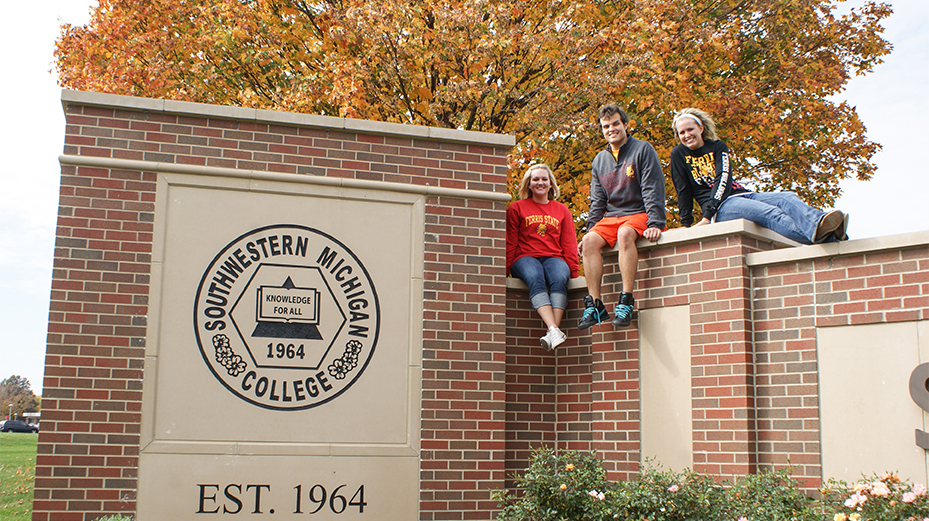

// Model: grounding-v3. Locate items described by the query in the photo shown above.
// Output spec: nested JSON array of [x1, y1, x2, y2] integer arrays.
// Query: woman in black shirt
[[670, 108, 847, 244]]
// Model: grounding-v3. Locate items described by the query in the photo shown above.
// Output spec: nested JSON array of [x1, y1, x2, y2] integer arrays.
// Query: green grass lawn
[[0, 433, 37, 521]]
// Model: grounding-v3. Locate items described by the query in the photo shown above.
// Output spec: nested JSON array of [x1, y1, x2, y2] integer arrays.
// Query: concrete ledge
[[506, 276, 588, 292], [635, 219, 929, 266], [506, 220, 797, 293], [634, 219, 800, 251], [59, 154, 513, 203], [506, 224, 929, 293], [746, 229, 929, 267], [142, 441, 417, 457], [61, 89, 516, 148]]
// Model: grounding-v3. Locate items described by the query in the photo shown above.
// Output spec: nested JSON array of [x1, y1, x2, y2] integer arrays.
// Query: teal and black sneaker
[[577, 295, 609, 330], [612, 292, 635, 327]]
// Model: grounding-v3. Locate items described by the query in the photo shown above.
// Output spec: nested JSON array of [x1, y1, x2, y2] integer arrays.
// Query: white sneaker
[[540, 331, 553, 351], [549, 328, 567, 349]]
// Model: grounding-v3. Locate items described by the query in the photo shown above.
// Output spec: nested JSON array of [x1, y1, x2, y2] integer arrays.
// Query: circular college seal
[[193, 224, 379, 410]]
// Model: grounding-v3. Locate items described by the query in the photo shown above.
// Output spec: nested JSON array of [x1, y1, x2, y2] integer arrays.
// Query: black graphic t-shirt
[[670, 139, 748, 226]]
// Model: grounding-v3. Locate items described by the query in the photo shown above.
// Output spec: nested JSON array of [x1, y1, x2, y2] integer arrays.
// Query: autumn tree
[[56, 0, 891, 231], [0, 375, 40, 420]]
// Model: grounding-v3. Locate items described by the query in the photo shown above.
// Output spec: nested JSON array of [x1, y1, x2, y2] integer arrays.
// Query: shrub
[[496, 449, 829, 521], [721, 468, 820, 521], [821, 473, 929, 521], [610, 459, 722, 521], [494, 447, 613, 521]]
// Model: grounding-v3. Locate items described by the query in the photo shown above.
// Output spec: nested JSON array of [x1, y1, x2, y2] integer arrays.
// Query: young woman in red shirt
[[506, 164, 580, 350]]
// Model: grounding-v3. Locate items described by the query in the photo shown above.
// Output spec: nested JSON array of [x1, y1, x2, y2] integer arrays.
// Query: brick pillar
[[35, 156, 155, 518], [419, 194, 509, 520], [687, 238, 756, 477], [582, 252, 641, 480], [637, 232, 778, 480]]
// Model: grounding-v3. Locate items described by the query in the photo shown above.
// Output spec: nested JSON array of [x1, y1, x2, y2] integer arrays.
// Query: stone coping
[[506, 276, 588, 292], [58, 154, 513, 202], [647, 219, 929, 266], [638, 218, 800, 250], [746, 228, 929, 267], [61, 89, 517, 148], [507, 219, 796, 291], [506, 219, 929, 290]]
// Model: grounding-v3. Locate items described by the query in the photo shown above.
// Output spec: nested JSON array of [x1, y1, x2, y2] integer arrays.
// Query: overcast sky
[[1, 1, 926, 396]]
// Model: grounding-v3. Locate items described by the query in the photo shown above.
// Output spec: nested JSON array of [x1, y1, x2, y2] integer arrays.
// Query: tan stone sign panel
[[193, 224, 378, 410], [639, 305, 693, 472], [819, 321, 929, 485], [139, 173, 423, 519], [137, 454, 418, 519]]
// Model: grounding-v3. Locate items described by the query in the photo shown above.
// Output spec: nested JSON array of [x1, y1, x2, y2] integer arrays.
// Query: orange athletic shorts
[[589, 213, 650, 247]]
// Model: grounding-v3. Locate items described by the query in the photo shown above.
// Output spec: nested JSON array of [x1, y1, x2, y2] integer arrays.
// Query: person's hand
[[577, 241, 584, 256], [642, 227, 661, 242], [693, 218, 711, 227]]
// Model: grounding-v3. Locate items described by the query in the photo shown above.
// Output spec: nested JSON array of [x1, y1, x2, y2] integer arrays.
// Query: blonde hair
[[672, 108, 718, 142], [517, 164, 560, 200]]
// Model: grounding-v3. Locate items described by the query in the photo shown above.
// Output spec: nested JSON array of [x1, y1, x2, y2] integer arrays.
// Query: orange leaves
[[55, 0, 890, 214]]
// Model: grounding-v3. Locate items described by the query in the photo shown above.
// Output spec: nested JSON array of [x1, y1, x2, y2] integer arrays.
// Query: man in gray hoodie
[[577, 103, 666, 329]]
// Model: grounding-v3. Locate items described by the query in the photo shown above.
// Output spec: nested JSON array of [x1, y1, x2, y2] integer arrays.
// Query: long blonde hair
[[517, 164, 560, 200], [672, 108, 718, 142]]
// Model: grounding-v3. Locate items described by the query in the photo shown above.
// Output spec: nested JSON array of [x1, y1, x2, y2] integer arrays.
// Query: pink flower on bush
[[870, 481, 891, 497], [904, 492, 918, 503], [845, 491, 867, 508], [738, 517, 748, 521], [668, 485, 679, 492], [588, 490, 605, 501], [559, 484, 567, 491], [915, 483, 927, 496]]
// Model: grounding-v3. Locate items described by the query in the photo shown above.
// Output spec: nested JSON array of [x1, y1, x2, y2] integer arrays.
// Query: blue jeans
[[715, 192, 834, 245], [510, 256, 570, 310]]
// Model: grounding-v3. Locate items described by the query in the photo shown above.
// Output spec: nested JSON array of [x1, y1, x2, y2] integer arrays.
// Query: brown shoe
[[834, 213, 850, 241], [814, 210, 844, 242]]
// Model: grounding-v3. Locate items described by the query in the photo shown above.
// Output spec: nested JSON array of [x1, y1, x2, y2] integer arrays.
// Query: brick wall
[[420, 193, 509, 520], [750, 237, 929, 487], [36, 163, 154, 519], [42, 91, 929, 520], [636, 233, 773, 479], [38, 90, 512, 521], [504, 280, 587, 486], [503, 225, 783, 482], [502, 224, 929, 490]]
